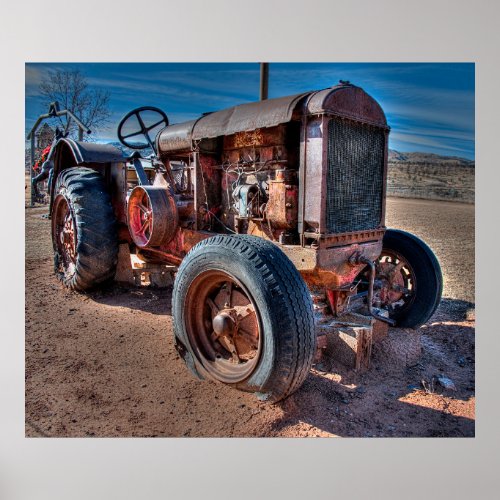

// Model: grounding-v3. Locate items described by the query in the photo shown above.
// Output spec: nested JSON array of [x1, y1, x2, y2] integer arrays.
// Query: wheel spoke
[[122, 130, 143, 139], [207, 298, 219, 316], [224, 281, 233, 308], [138, 203, 150, 214], [391, 284, 412, 295], [235, 328, 259, 349], [146, 118, 167, 131], [218, 335, 240, 363], [138, 218, 151, 234], [183, 270, 263, 382], [391, 260, 405, 276]]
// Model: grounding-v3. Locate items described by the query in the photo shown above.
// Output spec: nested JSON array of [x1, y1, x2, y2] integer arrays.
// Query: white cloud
[[25, 65, 49, 97], [390, 131, 472, 155]]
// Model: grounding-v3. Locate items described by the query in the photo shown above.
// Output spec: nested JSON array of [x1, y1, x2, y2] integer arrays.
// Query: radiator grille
[[326, 118, 385, 234]]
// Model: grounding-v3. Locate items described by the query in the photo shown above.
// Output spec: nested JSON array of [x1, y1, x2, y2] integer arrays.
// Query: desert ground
[[25, 195, 475, 437]]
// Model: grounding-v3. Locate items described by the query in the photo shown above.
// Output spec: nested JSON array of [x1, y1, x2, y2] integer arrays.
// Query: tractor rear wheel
[[172, 235, 316, 402], [51, 167, 118, 291]]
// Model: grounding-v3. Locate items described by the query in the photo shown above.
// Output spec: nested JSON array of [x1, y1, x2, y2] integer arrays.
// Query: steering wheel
[[117, 106, 169, 151]]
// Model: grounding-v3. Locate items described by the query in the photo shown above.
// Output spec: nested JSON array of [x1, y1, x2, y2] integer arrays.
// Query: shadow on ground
[[271, 297, 475, 437], [274, 372, 475, 437], [61, 285, 477, 438], [88, 284, 173, 316]]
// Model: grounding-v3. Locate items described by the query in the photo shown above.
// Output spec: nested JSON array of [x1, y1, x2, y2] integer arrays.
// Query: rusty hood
[[191, 91, 309, 140], [156, 83, 387, 153]]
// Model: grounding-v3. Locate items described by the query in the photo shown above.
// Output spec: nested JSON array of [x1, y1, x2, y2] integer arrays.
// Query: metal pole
[[78, 126, 83, 141], [260, 63, 269, 101]]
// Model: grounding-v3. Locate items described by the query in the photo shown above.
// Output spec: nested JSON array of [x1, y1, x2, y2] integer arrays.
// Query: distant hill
[[387, 149, 474, 203], [388, 149, 474, 167]]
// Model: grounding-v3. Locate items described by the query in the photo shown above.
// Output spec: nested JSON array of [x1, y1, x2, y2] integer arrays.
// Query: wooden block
[[371, 308, 389, 343], [149, 270, 174, 288], [372, 319, 389, 343], [314, 334, 328, 363], [325, 326, 373, 372], [114, 243, 135, 285]]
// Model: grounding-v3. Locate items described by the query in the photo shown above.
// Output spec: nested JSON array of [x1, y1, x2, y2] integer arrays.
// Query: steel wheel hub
[[376, 251, 415, 313], [213, 311, 236, 336], [52, 194, 77, 277], [184, 270, 262, 383]]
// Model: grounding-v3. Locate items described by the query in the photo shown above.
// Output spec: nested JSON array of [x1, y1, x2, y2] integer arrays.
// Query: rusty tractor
[[48, 81, 442, 401]]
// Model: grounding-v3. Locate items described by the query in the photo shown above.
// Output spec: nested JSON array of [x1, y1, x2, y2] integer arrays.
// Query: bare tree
[[38, 69, 111, 139]]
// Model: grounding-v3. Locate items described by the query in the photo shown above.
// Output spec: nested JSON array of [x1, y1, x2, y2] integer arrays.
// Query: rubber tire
[[52, 167, 118, 291], [382, 229, 442, 328], [172, 234, 316, 402]]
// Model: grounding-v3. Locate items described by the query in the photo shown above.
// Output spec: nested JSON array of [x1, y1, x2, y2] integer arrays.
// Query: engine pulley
[[127, 185, 178, 248]]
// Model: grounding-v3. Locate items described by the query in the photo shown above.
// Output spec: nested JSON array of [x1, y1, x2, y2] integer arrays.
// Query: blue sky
[[25, 63, 475, 159]]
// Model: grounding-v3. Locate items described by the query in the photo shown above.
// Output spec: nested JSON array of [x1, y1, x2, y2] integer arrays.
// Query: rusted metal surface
[[357, 257, 396, 325], [300, 115, 325, 234], [223, 125, 287, 150], [325, 118, 385, 233], [152, 228, 213, 265], [326, 283, 358, 317], [157, 120, 197, 153], [266, 169, 299, 230], [196, 154, 222, 231], [289, 240, 382, 289], [56, 81, 399, 342], [372, 249, 417, 318], [157, 93, 307, 154], [183, 270, 261, 381], [110, 162, 128, 226], [52, 194, 77, 281], [222, 126, 294, 171], [192, 92, 309, 140], [306, 83, 388, 128], [318, 228, 386, 247], [127, 185, 179, 248], [49, 139, 126, 215]]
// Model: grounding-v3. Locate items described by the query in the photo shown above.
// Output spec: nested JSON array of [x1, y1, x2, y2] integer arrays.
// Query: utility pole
[[260, 63, 269, 101]]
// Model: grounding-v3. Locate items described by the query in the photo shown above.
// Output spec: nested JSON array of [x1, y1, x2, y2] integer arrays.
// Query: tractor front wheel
[[374, 229, 443, 328], [172, 235, 316, 402]]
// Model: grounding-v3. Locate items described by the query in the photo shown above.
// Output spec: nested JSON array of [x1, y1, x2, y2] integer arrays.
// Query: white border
[[2, 1, 498, 499]]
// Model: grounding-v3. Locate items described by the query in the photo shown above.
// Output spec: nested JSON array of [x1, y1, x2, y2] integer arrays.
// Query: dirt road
[[25, 197, 475, 437]]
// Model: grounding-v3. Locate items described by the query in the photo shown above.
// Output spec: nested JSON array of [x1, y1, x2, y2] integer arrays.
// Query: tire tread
[[52, 167, 118, 291]]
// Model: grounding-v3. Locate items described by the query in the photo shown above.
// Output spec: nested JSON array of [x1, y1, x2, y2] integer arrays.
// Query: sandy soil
[[25, 195, 475, 437]]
